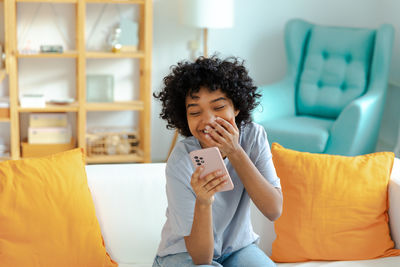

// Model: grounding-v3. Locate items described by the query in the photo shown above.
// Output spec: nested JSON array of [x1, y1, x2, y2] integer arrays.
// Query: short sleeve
[[251, 124, 281, 189], [165, 144, 197, 237]]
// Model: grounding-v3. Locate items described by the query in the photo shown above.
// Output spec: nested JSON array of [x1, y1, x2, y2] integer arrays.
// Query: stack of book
[[28, 113, 71, 144]]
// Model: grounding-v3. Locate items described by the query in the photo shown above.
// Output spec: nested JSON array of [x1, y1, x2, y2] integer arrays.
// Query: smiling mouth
[[202, 129, 210, 134]]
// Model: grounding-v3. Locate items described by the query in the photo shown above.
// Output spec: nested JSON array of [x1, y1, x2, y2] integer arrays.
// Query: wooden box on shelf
[[21, 138, 76, 158], [0, 108, 9, 119], [0, 97, 10, 119]]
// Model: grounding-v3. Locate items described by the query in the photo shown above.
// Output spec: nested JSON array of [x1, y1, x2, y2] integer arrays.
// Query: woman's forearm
[[184, 200, 214, 265], [228, 147, 282, 221]]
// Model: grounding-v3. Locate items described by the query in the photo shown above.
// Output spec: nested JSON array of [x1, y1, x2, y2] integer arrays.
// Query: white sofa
[[86, 158, 400, 267]]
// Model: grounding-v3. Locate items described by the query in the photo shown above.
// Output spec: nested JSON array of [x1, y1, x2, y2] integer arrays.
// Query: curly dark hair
[[154, 56, 260, 137]]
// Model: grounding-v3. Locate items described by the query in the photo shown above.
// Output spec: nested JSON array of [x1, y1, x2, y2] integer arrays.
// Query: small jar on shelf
[[108, 27, 122, 53]]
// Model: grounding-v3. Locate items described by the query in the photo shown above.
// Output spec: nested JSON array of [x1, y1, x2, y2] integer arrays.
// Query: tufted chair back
[[297, 26, 375, 119], [253, 19, 394, 156]]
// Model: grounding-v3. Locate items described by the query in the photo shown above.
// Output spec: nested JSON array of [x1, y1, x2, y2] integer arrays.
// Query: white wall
[[151, 0, 400, 161], [1, 0, 399, 161]]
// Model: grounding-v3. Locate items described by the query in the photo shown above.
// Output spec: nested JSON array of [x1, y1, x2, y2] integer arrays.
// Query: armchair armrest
[[322, 24, 393, 156], [325, 88, 384, 155], [389, 158, 400, 249], [252, 78, 296, 124]]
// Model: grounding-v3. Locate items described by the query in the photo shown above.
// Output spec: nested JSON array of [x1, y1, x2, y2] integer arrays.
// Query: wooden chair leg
[[166, 130, 179, 161], [394, 123, 400, 157]]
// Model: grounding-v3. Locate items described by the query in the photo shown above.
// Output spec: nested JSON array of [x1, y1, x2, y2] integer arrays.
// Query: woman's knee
[[223, 243, 276, 267], [153, 253, 219, 267]]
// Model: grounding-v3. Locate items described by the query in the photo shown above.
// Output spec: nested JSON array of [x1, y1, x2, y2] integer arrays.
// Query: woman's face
[[185, 87, 239, 148]]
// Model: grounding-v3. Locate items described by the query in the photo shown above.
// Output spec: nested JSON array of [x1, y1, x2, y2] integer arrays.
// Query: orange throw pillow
[[271, 143, 400, 262], [0, 149, 117, 266]]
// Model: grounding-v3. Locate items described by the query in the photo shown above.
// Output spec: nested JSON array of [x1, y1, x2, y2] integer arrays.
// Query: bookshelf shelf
[[16, 0, 77, 3], [85, 51, 145, 58], [85, 0, 145, 4], [86, 150, 144, 163], [86, 101, 144, 111], [18, 103, 80, 112], [17, 51, 79, 58]]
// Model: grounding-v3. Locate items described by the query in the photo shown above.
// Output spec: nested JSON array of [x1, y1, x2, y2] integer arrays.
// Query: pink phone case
[[189, 147, 234, 192]]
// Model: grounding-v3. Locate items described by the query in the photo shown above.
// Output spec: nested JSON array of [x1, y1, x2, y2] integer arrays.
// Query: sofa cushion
[[0, 149, 116, 266], [270, 143, 400, 262], [389, 158, 400, 249], [265, 116, 334, 153], [86, 163, 168, 265]]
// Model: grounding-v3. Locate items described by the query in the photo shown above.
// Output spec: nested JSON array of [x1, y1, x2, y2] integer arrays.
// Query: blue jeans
[[152, 243, 276, 267]]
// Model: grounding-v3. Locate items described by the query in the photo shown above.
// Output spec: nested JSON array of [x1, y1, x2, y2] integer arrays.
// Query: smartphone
[[189, 147, 234, 192]]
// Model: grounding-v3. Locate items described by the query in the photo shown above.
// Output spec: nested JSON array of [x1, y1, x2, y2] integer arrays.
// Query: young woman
[[153, 56, 282, 267]]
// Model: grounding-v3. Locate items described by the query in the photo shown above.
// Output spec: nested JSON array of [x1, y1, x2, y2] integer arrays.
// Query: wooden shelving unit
[[2, 0, 152, 163]]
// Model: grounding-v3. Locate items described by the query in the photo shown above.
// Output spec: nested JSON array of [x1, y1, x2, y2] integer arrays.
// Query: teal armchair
[[253, 19, 394, 156]]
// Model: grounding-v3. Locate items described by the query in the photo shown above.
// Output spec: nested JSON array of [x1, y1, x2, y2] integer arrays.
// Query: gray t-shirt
[[156, 122, 280, 258]]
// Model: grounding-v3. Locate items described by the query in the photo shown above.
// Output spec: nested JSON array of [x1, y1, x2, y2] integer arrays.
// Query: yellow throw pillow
[[271, 143, 400, 262], [0, 149, 117, 266]]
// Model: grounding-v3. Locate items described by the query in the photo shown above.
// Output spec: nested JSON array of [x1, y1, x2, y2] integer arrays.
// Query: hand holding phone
[[189, 147, 234, 192]]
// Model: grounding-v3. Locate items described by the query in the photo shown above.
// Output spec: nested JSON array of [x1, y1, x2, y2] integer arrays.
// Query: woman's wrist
[[196, 197, 214, 208], [226, 146, 245, 161]]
